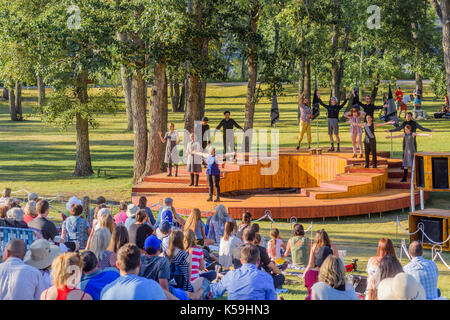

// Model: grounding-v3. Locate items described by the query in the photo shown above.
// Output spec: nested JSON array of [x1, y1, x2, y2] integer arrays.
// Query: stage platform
[[131, 148, 425, 220]]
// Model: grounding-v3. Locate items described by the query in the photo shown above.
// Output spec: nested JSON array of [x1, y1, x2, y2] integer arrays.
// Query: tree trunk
[[37, 76, 45, 108], [297, 57, 305, 125], [179, 80, 186, 112], [173, 80, 180, 112], [415, 73, 423, 95], [304, 58, 311, 104], [8, 86, 16, 121], [121, 66, 133, 131], [198, 79, 207, 120], [241, 55, 246, 81], [145, 61, 167, 176], [169, 81, 175, 112], [331, 22, 340, 99], [442, 0, 450, 100], [131, 71, 148, 184], [74, 71, 94, 177], [2, 88, 8, 100], [14, 82, 23, 121], [371, 72, 381, 103]]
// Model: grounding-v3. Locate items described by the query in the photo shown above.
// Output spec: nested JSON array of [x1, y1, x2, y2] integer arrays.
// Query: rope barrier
[[396, 217, 450, 246], [250, 210, 313, 231], [396, 217, 422, 235], [400, 238, 411, 261], [432, 245, 450, 270]]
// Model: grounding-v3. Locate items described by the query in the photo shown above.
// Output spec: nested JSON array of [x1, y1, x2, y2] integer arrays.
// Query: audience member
[[366, 238, 396, 300], [41, 252, 92, 300], [0, 188, 11, 206], [90, 196, 106, 225], [304, 246, 333, 300], [79, 251, 120, 300], [125, 204, 139, 230], [304, 229, 338, 274], [251, 223, 266, 247], [106, 225, 129, 267], [267, 228, 286, 265], [24, 239, 60, 290], [377, 272, 425, 300], [236, 211, 252, 240], [23, 200, 38, 224], [376, 254, 404, 286], [0, 239, 45, 299], [28, 200, 58, 241], [137, 196, 156, 227], [184, 229, 216, 282], [206, 204, 231, 244], [113, 201, 128, 226], [158, 221, 172, 254], [97, 209, 114, 234], [311, 255, 359, 300], [63, 196, 83, 220], [284, 224, 310, 268], [211, 245, 278, 300], [1, 207, 28, 229], [404, 241, 439, 300], [167, 230, 193, 291], [61, 203, 91, 249], [139, 235, 171, 291], [128, 209, 153, 252], [183, 208, 206, 246], [87, 227, 115, 270], [219, 220, 241, 268], [100, 243, 166, 300]]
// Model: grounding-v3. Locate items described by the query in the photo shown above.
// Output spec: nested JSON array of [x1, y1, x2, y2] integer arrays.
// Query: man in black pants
[[215, 111, 243, 165], [352, 90, 387, 122]]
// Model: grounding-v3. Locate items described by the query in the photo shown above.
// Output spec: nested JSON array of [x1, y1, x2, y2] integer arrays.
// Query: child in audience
[[219, 220, 241, 269], [251, 223, 266, 248], [267, 228, 286, 266]]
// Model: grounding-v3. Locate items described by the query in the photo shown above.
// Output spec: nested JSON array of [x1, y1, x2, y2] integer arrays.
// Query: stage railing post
[[410, 156, 416, 213], [420, 190, 425, 211]]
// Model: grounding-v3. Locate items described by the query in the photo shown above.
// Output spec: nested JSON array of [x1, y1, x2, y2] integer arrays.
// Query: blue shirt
[[155, 206, 173, 228], [100, 274, 166, 300], [404, 256, 439, 300], [125, 217, 136, 231], [206, 155, 220, 175], [144, 207, 156, 226], [210, 263, 277, 300], [79, 269, 120, 300]]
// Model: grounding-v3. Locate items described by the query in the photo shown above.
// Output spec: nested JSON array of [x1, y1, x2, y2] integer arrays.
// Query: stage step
[[386, 178, 411, 189], [144, 173, 209, 184], [346, 166, 388, 174], [388, 168, 412, 179], [132, 181, 209, 194], [336, 172, 378, 183], [387, 159, 403, 168], [320, 179, 364, 192]]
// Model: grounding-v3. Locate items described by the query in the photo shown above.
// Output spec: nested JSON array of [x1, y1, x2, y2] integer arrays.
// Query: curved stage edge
[[132, 148, 425, 220]]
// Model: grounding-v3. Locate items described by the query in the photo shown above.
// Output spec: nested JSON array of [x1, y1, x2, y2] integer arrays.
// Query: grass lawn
[[0, 82, 449, 299]]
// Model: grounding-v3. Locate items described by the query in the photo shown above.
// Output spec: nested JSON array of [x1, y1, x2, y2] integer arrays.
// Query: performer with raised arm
[[387, 125, 432, 182], [215, 111, 243, 167], [343, 108, 366, 158], [352, 89, 387, 122], [158, 123, 180, 177], [354, 115, 394, 168], [296, 91, 313, 151], [185, 133, 202, 187], [317, 92, 350, 152]]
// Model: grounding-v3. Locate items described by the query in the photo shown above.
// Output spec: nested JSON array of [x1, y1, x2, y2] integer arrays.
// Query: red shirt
[[24, 214, 35, 225], [304, 269, 319, 300], [395, 90, 403, 102], [189, 246, 204, 281]]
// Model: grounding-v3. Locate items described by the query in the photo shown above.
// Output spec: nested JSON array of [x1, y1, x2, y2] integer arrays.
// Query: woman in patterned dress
[[344, 108, 366, 158], [158, 123, 180, 177]]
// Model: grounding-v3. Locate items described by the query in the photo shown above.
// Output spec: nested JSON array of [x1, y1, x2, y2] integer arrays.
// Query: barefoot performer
[[387, 125, 432, 182], [296, 91, 313, 151], [317, 92, 350, 152], [158, 123, 180, 177], [354, 115, 394, 168]]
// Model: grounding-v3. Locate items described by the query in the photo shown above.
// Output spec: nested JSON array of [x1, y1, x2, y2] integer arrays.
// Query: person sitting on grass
[[377, 272, 425, 300], [211, 244, 278, 300], [403, 241, 439, 300], [137, 196, 156, 227], [206, 204, 231, 244], [124, 204, 139, 230], [304, 246, 333, 300], [23, 197, 38, 224], [236, 211, 252, 240], [284, 223, 310, 269], [61, 204, 91, 250], [304, 229, 339, 275], [100, 243, 167, 300], [251, 223, 266, 248], [87, 227, 115, 270], [79, 251, 120, 300], [156, 221, 172, 255], [372, 254, 404, 300], [219, 220, 241, 269], [183, 208, 207, 246], [267, 228, 286, 268], [311, 255, 359, 300], [184, 229, 217, 282], [89, 196, 106, 226], [41, 252, 93, 300], [128, 209, 153, 254], [106, 225, 129, 267], [2, 207, 28, 229], [113, 201, 128, 227]]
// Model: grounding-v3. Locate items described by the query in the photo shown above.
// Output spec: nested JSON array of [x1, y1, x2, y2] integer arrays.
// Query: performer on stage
[[296, 91, 313, 151], [201, 117, 211, 167], [158, 123, 180, 177], [388, 125, 432, 182], [355, 115, 394, 168], [215, 111, 243, 166], [317, 93, 350, 152], [186, 133, 202, 187], [344, 108, 366, 158], [352, 90, 387, 122]]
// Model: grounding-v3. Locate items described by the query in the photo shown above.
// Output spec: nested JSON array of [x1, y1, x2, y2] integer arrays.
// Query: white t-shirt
[[402, 95, 411, 105], [311, 282, 359, 300]]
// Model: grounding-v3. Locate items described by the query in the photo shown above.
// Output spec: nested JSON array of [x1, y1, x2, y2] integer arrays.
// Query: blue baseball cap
[[164, 197, 173, 205], [160, 221, 172, 233], [144, 235, 162, 253]]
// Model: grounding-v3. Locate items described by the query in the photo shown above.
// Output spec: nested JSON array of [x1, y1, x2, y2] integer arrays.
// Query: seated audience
[[137, 196, 156, 226], [100, 243, 166, 300], [0, 188, 11, 206], [284, 223, 310, 268], [87, 227, 115, 270], [128, 209, 153, 252], [211, 245, 278, 300], [206, 204, 231, 244], [157, 221, 172, 254], [0, 239, 45, 300], [23, 199, 38, 224], [236, 211, 252, 240], [28, 200, 58, 241], [79, 251, 120, 300], [377, 272, 425, 300], [0, 207, 28, 229], [304, 229, 338, 275], [267, 228, 286, 265], [106, 225, 129, 267], [304, 246, 333, 300], [24, 239, 60, 290], [41, 252, 93, 300], [311, 255, 359, 300], [168, 230, 194, 291], [403, 241, 439, 300], [125, 204, 139, 230], [366, 238, 396, 300], [97, 209, 114, 234], [90, 196, 106, 225], [61, 204, 91, 249], [63, 196, 83, 220], [219, 220, 241, 269], [184, 229, 216, 282], [183, 208, 206, 246], [113, 201, 128, 226], [140, 235, 171, 290], [372, 254, 404, 299], [232, 228, 285, 289], [251, 223, 266, 248]]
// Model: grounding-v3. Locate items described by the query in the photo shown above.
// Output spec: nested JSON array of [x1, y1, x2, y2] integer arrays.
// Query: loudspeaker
[[432, 158, 449, 189], [418, 218, 443, 244], [416, 156, 425, 188]]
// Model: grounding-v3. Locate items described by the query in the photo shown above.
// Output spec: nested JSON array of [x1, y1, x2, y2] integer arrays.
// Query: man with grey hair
[[0, 207, 28, 229], [0, 239, 46, 299]]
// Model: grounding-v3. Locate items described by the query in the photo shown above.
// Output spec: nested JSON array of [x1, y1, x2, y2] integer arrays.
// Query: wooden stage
[[132, 148, 426, 220]]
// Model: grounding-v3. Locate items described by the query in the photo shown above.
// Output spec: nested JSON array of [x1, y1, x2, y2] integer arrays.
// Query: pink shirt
[[114, 211, 128, 226], [189, 246, 204, 281], [304, 269, 319, 300]]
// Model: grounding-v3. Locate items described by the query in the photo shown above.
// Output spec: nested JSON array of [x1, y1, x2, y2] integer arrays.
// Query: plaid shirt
[[404, 256, 439, 300], [300, 104, 312, 124]]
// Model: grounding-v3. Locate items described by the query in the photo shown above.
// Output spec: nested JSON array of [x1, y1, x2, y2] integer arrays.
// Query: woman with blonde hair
[[107, 225, 129, 267], [87, 227, 115, 270], [184, 208, 206, 246], [184, 229, 217, 282], [99, 213, 114, 234], [219, 220, 241, 268], [304, 229, 338, 274], [311, 255, 358, 300], [23, 201, 38, 224], [40, 252, 93, 300]]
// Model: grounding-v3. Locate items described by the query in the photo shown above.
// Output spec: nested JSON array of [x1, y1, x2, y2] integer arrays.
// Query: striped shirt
[[189, 246, 204, 281], [172, 250, 193, 292]]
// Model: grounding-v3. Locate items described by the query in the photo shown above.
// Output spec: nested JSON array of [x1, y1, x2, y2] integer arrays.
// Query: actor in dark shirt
[[215, 111, 243, 164]]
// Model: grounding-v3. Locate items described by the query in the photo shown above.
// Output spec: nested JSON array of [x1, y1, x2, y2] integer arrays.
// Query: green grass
[[1, 83, 450, 299]]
